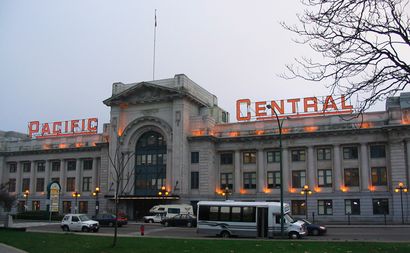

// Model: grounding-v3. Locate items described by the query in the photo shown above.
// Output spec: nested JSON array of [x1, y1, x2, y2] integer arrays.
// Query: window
[[82, 177, 92, 192], [66, 177, 75, 192], [191, 172, 199, 189], [83, 159, 93, 170], [243, 172, 256, 189], [267, 171, 281, 189], [63, 201, 71, 214], [243, 152, 256, 164], [51, 177, 60, 183], [291, 200, 306, 215], [292, 170, 306, 188], [267, 151, 281, 163], [32, 201, 41, 211], [220, 173, 233, 190], [36, 178, 44, 192], [23, 162, 31, 173], [242, 207, 256, 222], [220, 153, 233, 165], [371, 167, 387, 186], [318, 169, 332, 187], [345, 199, 360, 215], [373, 199, 389, 214], [51, 161, 60, 172], [37, 161, 45, 172], [79, 201, 88, 213], [220, 206, 230, 221], [8, 179, 16, 192], [22, 178, 30, 192], [67, 160, 76, 171], [370, 145, 386, 158], [343, 146, 358, 159], [318, 200, 333, 215], [198, 206, 256, 222], [191, 152, 199, 164], [291, 149, 306, 161], [317, 148, 331, 160], [8, 163, 17, 173], [344, 168, 359, 187]]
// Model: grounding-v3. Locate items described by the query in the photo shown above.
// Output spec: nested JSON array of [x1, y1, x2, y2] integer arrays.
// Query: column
[[0, 156, 4, 187], [29, 161, 36, 195], [92, 157, 98, 190], [333, 145, 342, 191], [307, 146, 315, 188], [16, 162, 22, 195], [44, 160, 50, 189], [257, 149, 265, 192], [234, 150, 241, 193], [360, 143, 369, 191], [60, 160, 66, 193], [76, 159, 81, 192], [282, 148, 289, 191]]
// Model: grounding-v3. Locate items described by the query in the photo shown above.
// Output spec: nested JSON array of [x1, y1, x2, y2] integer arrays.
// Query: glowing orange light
[[395, 189, 400, 193], [239, 189, 247, 194], [42, 144, 51, 150], [59, 143, 67, 149], [369, 185, 376, 191], [404, 189, 408, 193], [401, 119, 410, 125], [314, 187, 322, 192], [398, 182, 404, 187], [263, 188, 271, 194], [340, 186, 349, 192], [304, 126, 319, 132], [255, 130, 265, 135], [281, 128, 290, 134], [91, 142, 97, 146], [229, 131, 239, 137], [288, 188, 297, 193], [75, 142, 84, 148], [192, 130, 204, 136], [358, 122, 373, 129]]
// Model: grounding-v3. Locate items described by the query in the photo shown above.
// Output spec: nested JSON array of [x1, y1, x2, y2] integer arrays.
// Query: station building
[[1, 74, 409, 223]]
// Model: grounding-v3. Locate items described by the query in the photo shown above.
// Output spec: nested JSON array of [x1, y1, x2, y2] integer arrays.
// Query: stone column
[[44, 160, 50, 189], [16, 162, 22, 195], [282, 148, 289, 191], [360, 143, 369, 191], [333, 145, 342, 191], [257, 149, 265, 192], [234, 150, 241, 193], [307, 146, 315, 188], [60, 160, 66, 193], [30, 161, 36, 195], [76, 159, 82, 192], [92, 157, 98, 190]]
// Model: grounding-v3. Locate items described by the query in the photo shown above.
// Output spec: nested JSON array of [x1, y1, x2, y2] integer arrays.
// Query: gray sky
[[0, 0, 394, 134]]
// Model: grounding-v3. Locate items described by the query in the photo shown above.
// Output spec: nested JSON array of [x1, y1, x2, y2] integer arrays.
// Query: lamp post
[[23, 190, 30, 212], [221, 187, 232, 200], [300, 185, 312, 219], [266, 104, 285, 237], [92, 187, 100, 215], [394, 182, 408, 224], [72, 191, 80, 214], [158, 186, 169, 201]]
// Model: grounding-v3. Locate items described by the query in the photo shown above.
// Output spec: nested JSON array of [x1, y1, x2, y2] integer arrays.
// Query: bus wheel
[[288, 232, 299, 239], [220, 231, 230, 238]]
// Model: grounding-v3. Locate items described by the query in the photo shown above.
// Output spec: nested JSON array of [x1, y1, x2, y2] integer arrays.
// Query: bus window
[[220, 206, 230, 221], [231, 207, 241, 222], [198, 206, 210, 220], [209, 206, 219, 221], [242, 207, 256, 222]]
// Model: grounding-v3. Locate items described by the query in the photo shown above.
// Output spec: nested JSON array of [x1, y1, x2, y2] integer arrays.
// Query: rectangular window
[[37, 161, 45, 172], [36, 178, 44, 192], [318, 169, 332, 187], [343, 146, 358, 159], [242, 207, 256, 222], [51, 177, 60, 183], [243, 152, 256, 164], [292, 170, 306, 188], [373, 198, 389, 214], [220, 153, 233, 165], [8, 179, 16, 192], [345, 199, 360, 215], [220, 173, 233, 190], [371, 167, 387, 186], [318, 200, 333, 215], [51, 161, 60, 172], [243, 172, 256, 189], [8, 163, 17, 173], [22, 178, 30, 192], [344, 168, 359, 187], [267, 171, 281, 189], [23, 162, 31, 173], [32, 201, 41, 211], [191, 172, 199, 189], [63, 201, 71, 214], [191, 152, 199, 164], [79, 201, 88, 213], [291, 149, 306, 162], [82, 177, 92, 192], [209, 206, 219, 221], [220, 206, 230, 221], [267, 151, 281, 163], [67, 160, 76, 171], [83, 159, 93, 170], [198, 205, 256, 222], [317, 148, 331, 160], [66, 177, 75, 192], [370, 145, 386, 158], [291, 200, 306, 215]]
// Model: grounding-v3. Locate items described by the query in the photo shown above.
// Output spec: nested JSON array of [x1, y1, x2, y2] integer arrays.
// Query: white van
[[149, 204, 194, 218]]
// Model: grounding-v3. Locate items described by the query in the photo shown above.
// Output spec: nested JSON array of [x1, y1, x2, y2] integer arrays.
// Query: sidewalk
[[0, 243, 27, 253]]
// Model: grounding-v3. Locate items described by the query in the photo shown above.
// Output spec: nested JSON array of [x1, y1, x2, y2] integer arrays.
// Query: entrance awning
[[105, 195, 180, 200]]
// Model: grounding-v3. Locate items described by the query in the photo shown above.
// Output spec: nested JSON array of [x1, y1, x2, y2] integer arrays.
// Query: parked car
[[61, 214, 99, 232], [92, 213, 127, 227], [144, 213, 165, 223], [161, 214, 197, 227], [300, 219, 327, 236]]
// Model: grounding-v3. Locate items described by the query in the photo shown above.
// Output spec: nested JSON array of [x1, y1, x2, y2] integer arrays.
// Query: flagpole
[[153, 9, 157, 81]]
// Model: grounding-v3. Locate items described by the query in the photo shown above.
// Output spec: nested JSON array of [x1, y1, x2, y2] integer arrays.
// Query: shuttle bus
[[196, 201, 306, 239]]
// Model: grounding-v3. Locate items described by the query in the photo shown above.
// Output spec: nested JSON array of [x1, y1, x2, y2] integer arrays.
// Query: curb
[[0, 243, 28, 253]]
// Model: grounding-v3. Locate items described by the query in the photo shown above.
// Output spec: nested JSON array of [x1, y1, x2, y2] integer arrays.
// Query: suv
[[143, 213, 165, 223], [61, 214, 99, 232]]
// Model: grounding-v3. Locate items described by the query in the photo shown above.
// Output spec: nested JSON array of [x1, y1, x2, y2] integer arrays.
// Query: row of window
[[291, 198, 389, 215], [8, 159, 94, 173], [135, 153, 167, 166], [17, 200, 89, 214], [190, 167, 388, 190], [8, 176, 95, 193]]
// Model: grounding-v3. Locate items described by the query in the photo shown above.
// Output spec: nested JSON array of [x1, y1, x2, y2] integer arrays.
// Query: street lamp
[[72, 191, 81, 214], [394, 182, 408, 224], [266, 104, 286, 238], [300, 185, 312, 219], [23, 190, 30, 212], [92, 187, 100, 215], [158, 186, 169, 201], [221, 187, 232, 200]]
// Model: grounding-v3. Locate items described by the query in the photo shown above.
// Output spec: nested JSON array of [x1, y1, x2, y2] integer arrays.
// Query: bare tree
[[0, 182, 16, 213], [282, 0, 410, 114]]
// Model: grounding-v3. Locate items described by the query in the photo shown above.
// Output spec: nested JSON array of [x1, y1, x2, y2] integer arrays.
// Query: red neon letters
[[29, 118, 98, 139]]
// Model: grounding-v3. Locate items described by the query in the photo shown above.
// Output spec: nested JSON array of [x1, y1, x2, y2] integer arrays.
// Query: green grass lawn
[[0, 230, 409, 253]]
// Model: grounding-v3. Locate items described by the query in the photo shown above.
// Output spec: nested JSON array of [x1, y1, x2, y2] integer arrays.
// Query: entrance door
[[257, 207, 269, 238]]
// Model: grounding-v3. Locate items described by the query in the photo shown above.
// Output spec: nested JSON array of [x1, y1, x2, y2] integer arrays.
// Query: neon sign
[[236, 95, 353, 121], [28, 118, 98, 139]]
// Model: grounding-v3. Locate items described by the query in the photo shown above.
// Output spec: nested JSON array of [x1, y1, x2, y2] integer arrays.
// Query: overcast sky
[[0, 0, 397, 134]]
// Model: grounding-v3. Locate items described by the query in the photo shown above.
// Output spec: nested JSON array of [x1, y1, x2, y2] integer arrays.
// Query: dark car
[[92, 213, 127, 227], [300, 219, 327, 236], [161, 214, 197, 227]]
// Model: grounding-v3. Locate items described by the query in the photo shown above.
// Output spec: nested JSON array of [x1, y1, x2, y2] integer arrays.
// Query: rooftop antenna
[[152, 9, 157, 80]]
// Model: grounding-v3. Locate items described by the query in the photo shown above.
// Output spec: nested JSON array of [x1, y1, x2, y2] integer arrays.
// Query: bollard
[[347, 212, 351, 225], [140, 224, 145, 236]]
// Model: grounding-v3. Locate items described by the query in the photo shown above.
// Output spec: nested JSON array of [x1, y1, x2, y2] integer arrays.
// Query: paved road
[[24, 222, 410, 242]]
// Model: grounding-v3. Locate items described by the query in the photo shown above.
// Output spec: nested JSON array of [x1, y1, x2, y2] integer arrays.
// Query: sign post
[[47, 181, 61, 222]]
